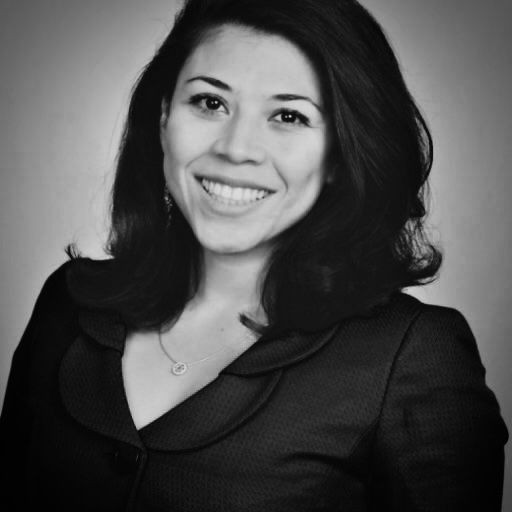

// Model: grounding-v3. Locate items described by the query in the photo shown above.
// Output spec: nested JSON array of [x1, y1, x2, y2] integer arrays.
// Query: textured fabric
[[0, 261, 508, 511]]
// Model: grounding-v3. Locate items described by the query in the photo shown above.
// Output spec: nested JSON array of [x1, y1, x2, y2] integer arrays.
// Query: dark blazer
[[0, 261, 508, 511]]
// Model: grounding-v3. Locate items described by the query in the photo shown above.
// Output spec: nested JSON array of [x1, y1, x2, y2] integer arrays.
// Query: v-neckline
[[120, 329, 258, 432]]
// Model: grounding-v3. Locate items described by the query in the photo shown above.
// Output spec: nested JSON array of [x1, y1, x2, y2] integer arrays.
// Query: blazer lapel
[[59, 308, 340, 452], [59, 311, 142, 448], [139, 371, 281, 450], [220, 324, 340, 376]]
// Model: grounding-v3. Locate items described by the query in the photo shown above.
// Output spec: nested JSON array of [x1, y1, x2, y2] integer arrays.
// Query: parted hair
[[66, 0, 441, 338]]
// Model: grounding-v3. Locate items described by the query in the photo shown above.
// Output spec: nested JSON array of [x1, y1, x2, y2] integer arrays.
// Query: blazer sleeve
[[0, 263, 69, 502], [368, 306, 508, 511]]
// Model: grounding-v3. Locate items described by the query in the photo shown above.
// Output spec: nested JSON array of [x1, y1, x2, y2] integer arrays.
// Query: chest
[[117, 356, 374, 510], [28, 313, 393, 511], [121, 326, 254, 430]]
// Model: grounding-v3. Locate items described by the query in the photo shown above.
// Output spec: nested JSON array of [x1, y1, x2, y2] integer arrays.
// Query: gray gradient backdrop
[[1, 0, 510, 505]]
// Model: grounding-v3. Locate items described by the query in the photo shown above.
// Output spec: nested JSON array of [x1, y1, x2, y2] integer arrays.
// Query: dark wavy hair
[[66, 0, 441, 338]]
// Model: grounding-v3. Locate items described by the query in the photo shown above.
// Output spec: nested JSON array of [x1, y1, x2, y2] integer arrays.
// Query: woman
[[0, 0, 507, 510]]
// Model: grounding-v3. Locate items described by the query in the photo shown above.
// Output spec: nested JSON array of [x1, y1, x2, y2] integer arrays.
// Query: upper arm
[[0, 263, 71, 487], [369, 306, 508, 511]]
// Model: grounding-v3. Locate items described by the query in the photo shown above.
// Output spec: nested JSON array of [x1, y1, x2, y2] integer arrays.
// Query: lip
[[195, 176, 274, 215], [195, 174, 276, 193]]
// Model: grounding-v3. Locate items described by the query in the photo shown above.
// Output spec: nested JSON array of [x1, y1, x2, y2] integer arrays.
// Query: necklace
[[157, 328, 257, 376]]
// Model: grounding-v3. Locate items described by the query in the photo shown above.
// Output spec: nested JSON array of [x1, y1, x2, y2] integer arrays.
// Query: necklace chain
[[157, 328, 257, 376]]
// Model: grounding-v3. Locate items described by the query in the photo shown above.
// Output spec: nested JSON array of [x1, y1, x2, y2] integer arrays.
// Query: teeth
[[200, 178, 270, 204]]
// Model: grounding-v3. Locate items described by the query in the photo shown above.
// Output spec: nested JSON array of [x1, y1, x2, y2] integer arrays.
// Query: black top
[[0, 261, 508, 511]]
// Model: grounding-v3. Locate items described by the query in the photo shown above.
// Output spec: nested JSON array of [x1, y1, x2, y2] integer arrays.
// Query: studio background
[[1, 0, 510, 506]]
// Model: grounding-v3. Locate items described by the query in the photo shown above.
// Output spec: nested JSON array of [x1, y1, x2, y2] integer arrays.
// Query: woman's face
[[161, 24, 329, 256]]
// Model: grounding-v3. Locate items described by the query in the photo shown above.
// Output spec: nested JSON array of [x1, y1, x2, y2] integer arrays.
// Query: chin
[[203, 240, 259, 255], [197, 231, 266, 256]]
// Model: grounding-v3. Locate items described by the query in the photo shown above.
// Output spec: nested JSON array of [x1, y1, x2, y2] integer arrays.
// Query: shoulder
[[374, 292, 481, 372], [371, 290, 471, 328], [368, 292, 507, 442], [330, 292, 495, 409], [28, 258, 113, 331], [369, 294, 508, 508], [36, 257, 113, 299], [29, 260, 75, 321], [365, 292, 479, 359], [14, 258, 116, 369], [335, 292, 478, 373]]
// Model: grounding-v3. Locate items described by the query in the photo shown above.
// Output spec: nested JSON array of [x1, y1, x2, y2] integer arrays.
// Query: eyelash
[[188, 93, 311, 127], [189, 94, 226, 116]]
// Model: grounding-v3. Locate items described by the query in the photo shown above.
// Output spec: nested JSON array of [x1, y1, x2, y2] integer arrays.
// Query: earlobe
[[160, 99, 170, 147], [325, 168, 336, 185]]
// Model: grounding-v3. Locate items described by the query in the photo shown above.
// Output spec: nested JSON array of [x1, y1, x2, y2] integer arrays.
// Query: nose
[[211, 112, 266, 165]]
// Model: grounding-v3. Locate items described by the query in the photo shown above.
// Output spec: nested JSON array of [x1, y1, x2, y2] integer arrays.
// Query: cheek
[[162, 119, 194, 171], [161, 132, 190, 217], [274, 144, 327, 225], [161, 125, 201, 200], [164, 106, 221, 161], [279, 138, 327, 194]]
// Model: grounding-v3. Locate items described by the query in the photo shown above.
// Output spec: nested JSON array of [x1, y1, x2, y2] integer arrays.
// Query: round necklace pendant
[[171, 361, 188, 375]]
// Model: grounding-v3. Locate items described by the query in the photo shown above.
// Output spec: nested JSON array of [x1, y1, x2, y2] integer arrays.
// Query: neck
[[192, 246, 270, 319]]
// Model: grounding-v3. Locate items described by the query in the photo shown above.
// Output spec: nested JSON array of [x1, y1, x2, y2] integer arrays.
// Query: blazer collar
[[58, 308, 339, 452], [77, 308, 340, 377]]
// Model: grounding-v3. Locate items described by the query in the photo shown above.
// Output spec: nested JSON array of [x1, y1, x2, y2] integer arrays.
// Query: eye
[[272, 109, 311, 127], [189, 93, 228, 116]]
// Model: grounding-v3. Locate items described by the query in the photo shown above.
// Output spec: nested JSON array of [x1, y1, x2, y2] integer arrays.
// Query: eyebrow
[[185, 75, 323, 114], [186, 75, 230, 90]]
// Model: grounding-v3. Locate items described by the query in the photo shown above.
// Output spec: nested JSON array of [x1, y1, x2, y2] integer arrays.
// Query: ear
[[159, 99, 170, 145], [323, 150, 338, 186], [324, 165, 337, 186], [160, 98, 170, 128]]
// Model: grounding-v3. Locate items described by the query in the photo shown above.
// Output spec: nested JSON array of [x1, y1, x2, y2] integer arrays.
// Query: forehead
[[177, 24, 322, 101]]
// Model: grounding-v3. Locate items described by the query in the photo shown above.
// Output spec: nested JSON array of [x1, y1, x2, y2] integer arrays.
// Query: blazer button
[[112, 443, 142, 475]]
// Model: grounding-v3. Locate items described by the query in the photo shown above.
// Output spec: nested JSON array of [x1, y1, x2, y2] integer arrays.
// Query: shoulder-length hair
[[66, 0, 441, 338]]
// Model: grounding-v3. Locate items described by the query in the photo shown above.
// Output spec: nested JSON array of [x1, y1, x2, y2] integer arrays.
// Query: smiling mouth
[[198, 177, 273, 205]]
